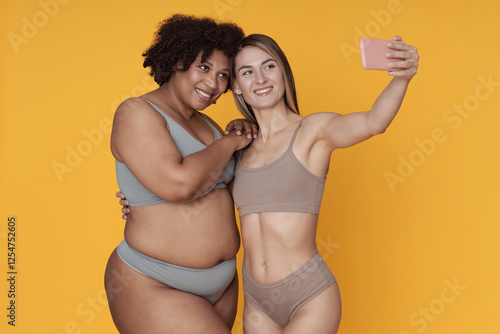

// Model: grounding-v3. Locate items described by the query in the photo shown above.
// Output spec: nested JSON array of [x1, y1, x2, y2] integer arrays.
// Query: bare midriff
[[240, 211, 319, 283], [124, 188, 240, 269]]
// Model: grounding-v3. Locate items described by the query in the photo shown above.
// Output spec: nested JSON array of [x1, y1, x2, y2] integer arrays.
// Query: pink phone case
[[359, 38, 404, 71]]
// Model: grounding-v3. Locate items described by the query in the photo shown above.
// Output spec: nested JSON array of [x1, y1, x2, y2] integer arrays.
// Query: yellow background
[[1, 0, 499, 333]]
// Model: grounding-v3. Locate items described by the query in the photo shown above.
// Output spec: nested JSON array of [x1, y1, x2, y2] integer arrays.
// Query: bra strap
[[287, 118, 304, 150], [143, 99, 171, 119], [143, 99, 220, 140]]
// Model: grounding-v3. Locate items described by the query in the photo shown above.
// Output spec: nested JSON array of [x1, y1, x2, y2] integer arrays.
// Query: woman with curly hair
[[104, 14, 255, 333]]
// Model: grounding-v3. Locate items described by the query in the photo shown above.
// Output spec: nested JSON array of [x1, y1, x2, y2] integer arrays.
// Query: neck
[[147, 82, 198, 120], [253, 102, 300, 141]]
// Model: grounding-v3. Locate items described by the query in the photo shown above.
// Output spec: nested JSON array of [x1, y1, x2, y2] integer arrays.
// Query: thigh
[[243, 298, 282, 334], [282, 282, 342, 334], [214, 271, 239, 329], [105, 249, 231, 334]]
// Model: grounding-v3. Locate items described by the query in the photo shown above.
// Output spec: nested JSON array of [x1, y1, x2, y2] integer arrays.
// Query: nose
[[255, 70, 267, 84], [205, 72, 218, 91]]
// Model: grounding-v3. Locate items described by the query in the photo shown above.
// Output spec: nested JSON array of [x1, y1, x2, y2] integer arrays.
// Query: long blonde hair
[[229, 34, 300, 123]]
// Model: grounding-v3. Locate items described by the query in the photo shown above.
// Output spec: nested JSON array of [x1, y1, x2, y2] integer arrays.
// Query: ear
[[173, 60, 185, 72], [233, 82, 242, 95]]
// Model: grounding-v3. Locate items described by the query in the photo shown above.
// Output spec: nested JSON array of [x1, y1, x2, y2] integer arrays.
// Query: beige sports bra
[[232, 120, 326, 217]]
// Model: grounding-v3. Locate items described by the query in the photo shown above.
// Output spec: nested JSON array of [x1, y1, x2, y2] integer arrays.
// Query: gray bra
[[115, 99, 235, 206]]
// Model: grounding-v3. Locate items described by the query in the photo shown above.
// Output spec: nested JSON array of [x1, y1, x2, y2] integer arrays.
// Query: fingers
[[224, 120, 237, 134], [118, 191, 129, 208], [224, 122, 232, 134], [119, 198, 130, 206], [115, 190, 129, 220], [251, 123, 258, 138], [224, 120, 243, 135], [226, 128, 254, 150], [387, 37, 418, 55], [389, 65, 418, 77], [225, 119, 258, 138], [386, 36, 419, 78], [242, 121, 258, 139], [224, 120, 241, 135], [387, 55, 418, 70], [387, 43, 417, 55], [387, 58, 418, 77], [120, 205, 130, 220]]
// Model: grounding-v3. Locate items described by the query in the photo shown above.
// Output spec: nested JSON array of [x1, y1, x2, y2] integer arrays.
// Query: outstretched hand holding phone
[[360, 35, 419, 79]]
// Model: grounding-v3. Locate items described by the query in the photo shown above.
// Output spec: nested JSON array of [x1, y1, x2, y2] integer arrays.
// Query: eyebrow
[[199, 59, 230, 72], [237, 58, 276, 73]]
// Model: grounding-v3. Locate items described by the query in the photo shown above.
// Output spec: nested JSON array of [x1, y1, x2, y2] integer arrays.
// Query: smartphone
[[359, 38, 404, 71]]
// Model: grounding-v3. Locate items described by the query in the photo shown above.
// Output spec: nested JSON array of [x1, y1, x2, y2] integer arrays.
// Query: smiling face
[[233, 46, 286, 112], [171, 49, 230, 111]]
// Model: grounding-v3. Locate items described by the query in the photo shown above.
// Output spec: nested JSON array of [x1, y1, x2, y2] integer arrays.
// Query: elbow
[[169, 175, 211, 203], [177, 186, 202, 203], [364, 113, 390, 137], [163, 183, 200, 203], [156, 166, 202, 202], [156, 163, 212, 203], [368, 117, 392, 136], [373, 126, 387, 136], [368, 123, 388, 136]]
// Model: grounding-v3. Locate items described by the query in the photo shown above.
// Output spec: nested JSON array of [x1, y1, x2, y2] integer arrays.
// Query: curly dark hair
[[143, 14, 244, 88]]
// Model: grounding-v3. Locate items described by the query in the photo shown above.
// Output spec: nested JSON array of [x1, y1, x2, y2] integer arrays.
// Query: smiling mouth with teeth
[[254, 87, 272, 94], [196, 88, 212, 99]]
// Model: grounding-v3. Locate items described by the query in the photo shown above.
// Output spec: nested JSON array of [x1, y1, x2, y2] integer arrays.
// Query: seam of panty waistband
[[242, 252, 323, 288], [120, 239, 236, 273]]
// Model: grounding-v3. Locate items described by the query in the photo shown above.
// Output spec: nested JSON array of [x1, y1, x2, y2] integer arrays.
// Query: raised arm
[[111, 98, 252, 203], [318, 36, 419, 150]]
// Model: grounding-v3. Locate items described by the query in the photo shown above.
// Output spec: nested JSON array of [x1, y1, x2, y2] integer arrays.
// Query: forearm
[[173, 136, 238, 201], [366, 77, 411, 134], [321, 36, 418, 149]]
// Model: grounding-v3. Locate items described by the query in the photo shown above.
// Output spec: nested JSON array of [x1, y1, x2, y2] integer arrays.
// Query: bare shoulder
[[111, 97, 170, 146], [297, 112, 350, 152], [113, 97, 165, 126]]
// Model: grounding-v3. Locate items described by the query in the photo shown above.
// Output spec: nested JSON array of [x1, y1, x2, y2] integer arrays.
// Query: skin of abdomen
[[241, 211, 319, 283], [124, 188, 240, 269]]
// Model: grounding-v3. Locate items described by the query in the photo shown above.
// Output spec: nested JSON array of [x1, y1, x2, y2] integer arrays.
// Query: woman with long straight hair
[[230, 34, 418, 333]]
